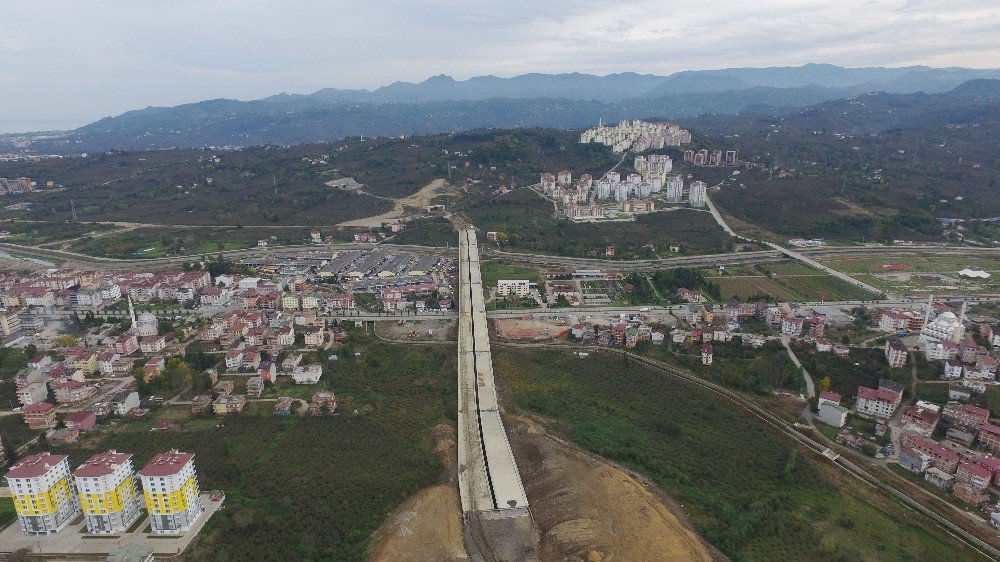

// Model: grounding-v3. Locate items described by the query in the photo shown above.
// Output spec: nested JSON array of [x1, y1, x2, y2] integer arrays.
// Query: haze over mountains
[[4, 64, 999, 152]]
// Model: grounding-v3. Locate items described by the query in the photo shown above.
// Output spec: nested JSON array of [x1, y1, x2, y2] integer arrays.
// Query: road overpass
[[457, 228, 530, 517]]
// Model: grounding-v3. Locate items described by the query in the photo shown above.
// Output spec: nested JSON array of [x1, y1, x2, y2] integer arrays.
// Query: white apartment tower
[[689, 181, 708, 208], [6, 453, 81, 535], [139, 450, 204, 535], [74, 450, 144, 534], [665, 175, 684, 203]]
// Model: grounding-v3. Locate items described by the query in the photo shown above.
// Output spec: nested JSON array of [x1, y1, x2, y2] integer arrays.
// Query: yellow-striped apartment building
[[139, 449, 203, 534], [5, 452, 81, 535], [73, 450, 143, 534]]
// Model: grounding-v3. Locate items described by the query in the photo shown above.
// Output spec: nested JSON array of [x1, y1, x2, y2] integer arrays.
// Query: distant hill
[[3, 66, 999, 152]]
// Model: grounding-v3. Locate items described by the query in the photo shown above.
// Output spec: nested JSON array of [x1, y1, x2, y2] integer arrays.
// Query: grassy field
[[0, 220, 120, 246], [0, 497, 15, 529], [65, 226, 343, 258], [707, 262, 876, 302], [481, 261, 543, 291], [820, 255, 1000, 296], [13, 333, 456, 561], [496, 347, 986, 561]]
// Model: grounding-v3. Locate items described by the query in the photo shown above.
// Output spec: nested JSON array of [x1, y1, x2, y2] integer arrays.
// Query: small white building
[[291, 364, 323, 384]]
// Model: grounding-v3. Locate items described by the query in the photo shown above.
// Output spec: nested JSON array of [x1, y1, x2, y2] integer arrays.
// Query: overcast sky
[[1, 0, 998, 132]]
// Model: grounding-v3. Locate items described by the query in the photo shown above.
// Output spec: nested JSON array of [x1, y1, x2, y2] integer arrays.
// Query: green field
[[707, 262, 876, 302], [496, 347, 985, 561], [14, 334, 455, 561], [0, 497, 15, 529], [481, 261, 543, 291], [65, 226, 342, 258], [818, 255, 1000, 296], [0, 220, 120, 246]]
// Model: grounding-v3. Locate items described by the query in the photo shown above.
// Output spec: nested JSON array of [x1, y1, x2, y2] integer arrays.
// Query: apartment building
[[74, 450, 143, 534], [5, 453, 81, 534], [139, 450, 204, 535]]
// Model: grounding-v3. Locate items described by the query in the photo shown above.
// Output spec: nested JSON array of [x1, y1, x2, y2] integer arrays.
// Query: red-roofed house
[[65, 410, 96, 432]]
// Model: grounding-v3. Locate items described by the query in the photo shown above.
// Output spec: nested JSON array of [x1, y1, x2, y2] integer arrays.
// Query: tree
[[819, 376, 832, 393], [55, 335, 79, 347]]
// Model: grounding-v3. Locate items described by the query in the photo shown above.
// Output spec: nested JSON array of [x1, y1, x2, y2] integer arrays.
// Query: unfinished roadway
[[457, 228, 537, 561]]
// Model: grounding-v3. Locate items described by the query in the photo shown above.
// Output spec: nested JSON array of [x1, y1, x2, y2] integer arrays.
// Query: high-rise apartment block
[[139, 450, 204, 534], [74, 450, 143, 534], [6, 453, 81, 535]]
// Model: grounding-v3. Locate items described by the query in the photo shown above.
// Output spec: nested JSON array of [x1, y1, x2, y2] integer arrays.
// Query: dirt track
[[508, 416, 722, 562], [339, 178, 449, 227]]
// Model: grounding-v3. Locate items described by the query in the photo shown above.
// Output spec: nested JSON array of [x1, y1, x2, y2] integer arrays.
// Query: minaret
[[956, 300, 968, 342], [923, 293, 933, 325], [127, 296, 137, 331]]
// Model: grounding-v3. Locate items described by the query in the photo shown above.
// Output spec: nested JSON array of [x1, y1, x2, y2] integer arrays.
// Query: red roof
[[963, 404, 990, 419], [820, 391, 842, 403], [66, 410, 95, 424], [976, 454, 1000, 473], [959, 462, 992, 479], [6, 452, 68, 479], [74, 451, 132, 478], [139, 449, 194, 477], [22, 401, 54, 414], [857, 386, 879, 401], [980, 423, 1000, 437]]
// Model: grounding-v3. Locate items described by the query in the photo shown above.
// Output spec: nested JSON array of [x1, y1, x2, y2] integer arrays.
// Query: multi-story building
[[6, 453, 81, 534], [817, 391, 848, 428], [0, 308, 21, 336], [497, 279, 530, 297], [978, 423, 1000, 454], [291, 364, 323, 384], [139, 450, 204, 535], [213, 394, 247, 414], [114, 333, 140, 356], [22, 401, 57, 428], [701, 343, 713, 366], [303, 326, 325, 348], [73, 451, 143, 534], [942, 401, 990, 429], [884, 338, 908, 368], [781, 316, 804, 336], [688, 181, 707, 208], [855, 379, 904, 419]]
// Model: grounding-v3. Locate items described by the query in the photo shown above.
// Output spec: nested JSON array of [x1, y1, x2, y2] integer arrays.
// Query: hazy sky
[[1, 0, 998, 132]]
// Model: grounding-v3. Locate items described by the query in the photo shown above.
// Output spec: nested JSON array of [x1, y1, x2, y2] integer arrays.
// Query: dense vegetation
[[389, 217, 455, 247], [498, 347, 985, 561]]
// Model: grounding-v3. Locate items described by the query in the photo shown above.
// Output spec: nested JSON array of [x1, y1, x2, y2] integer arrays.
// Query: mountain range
[[3, 64, 999, 152]]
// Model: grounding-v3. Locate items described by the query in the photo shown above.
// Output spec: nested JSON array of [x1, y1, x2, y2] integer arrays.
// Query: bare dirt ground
[[339, 178, 450, 227], [368, 423, 469, 562], [507, 415, 723, 562], [494, 318, 562, 341]]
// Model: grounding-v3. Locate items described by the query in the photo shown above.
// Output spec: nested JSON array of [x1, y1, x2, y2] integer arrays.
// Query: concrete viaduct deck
[[456, 228, 529, 519]]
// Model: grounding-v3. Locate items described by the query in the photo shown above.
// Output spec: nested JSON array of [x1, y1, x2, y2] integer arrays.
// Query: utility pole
[[71, 199, 78, 222]]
